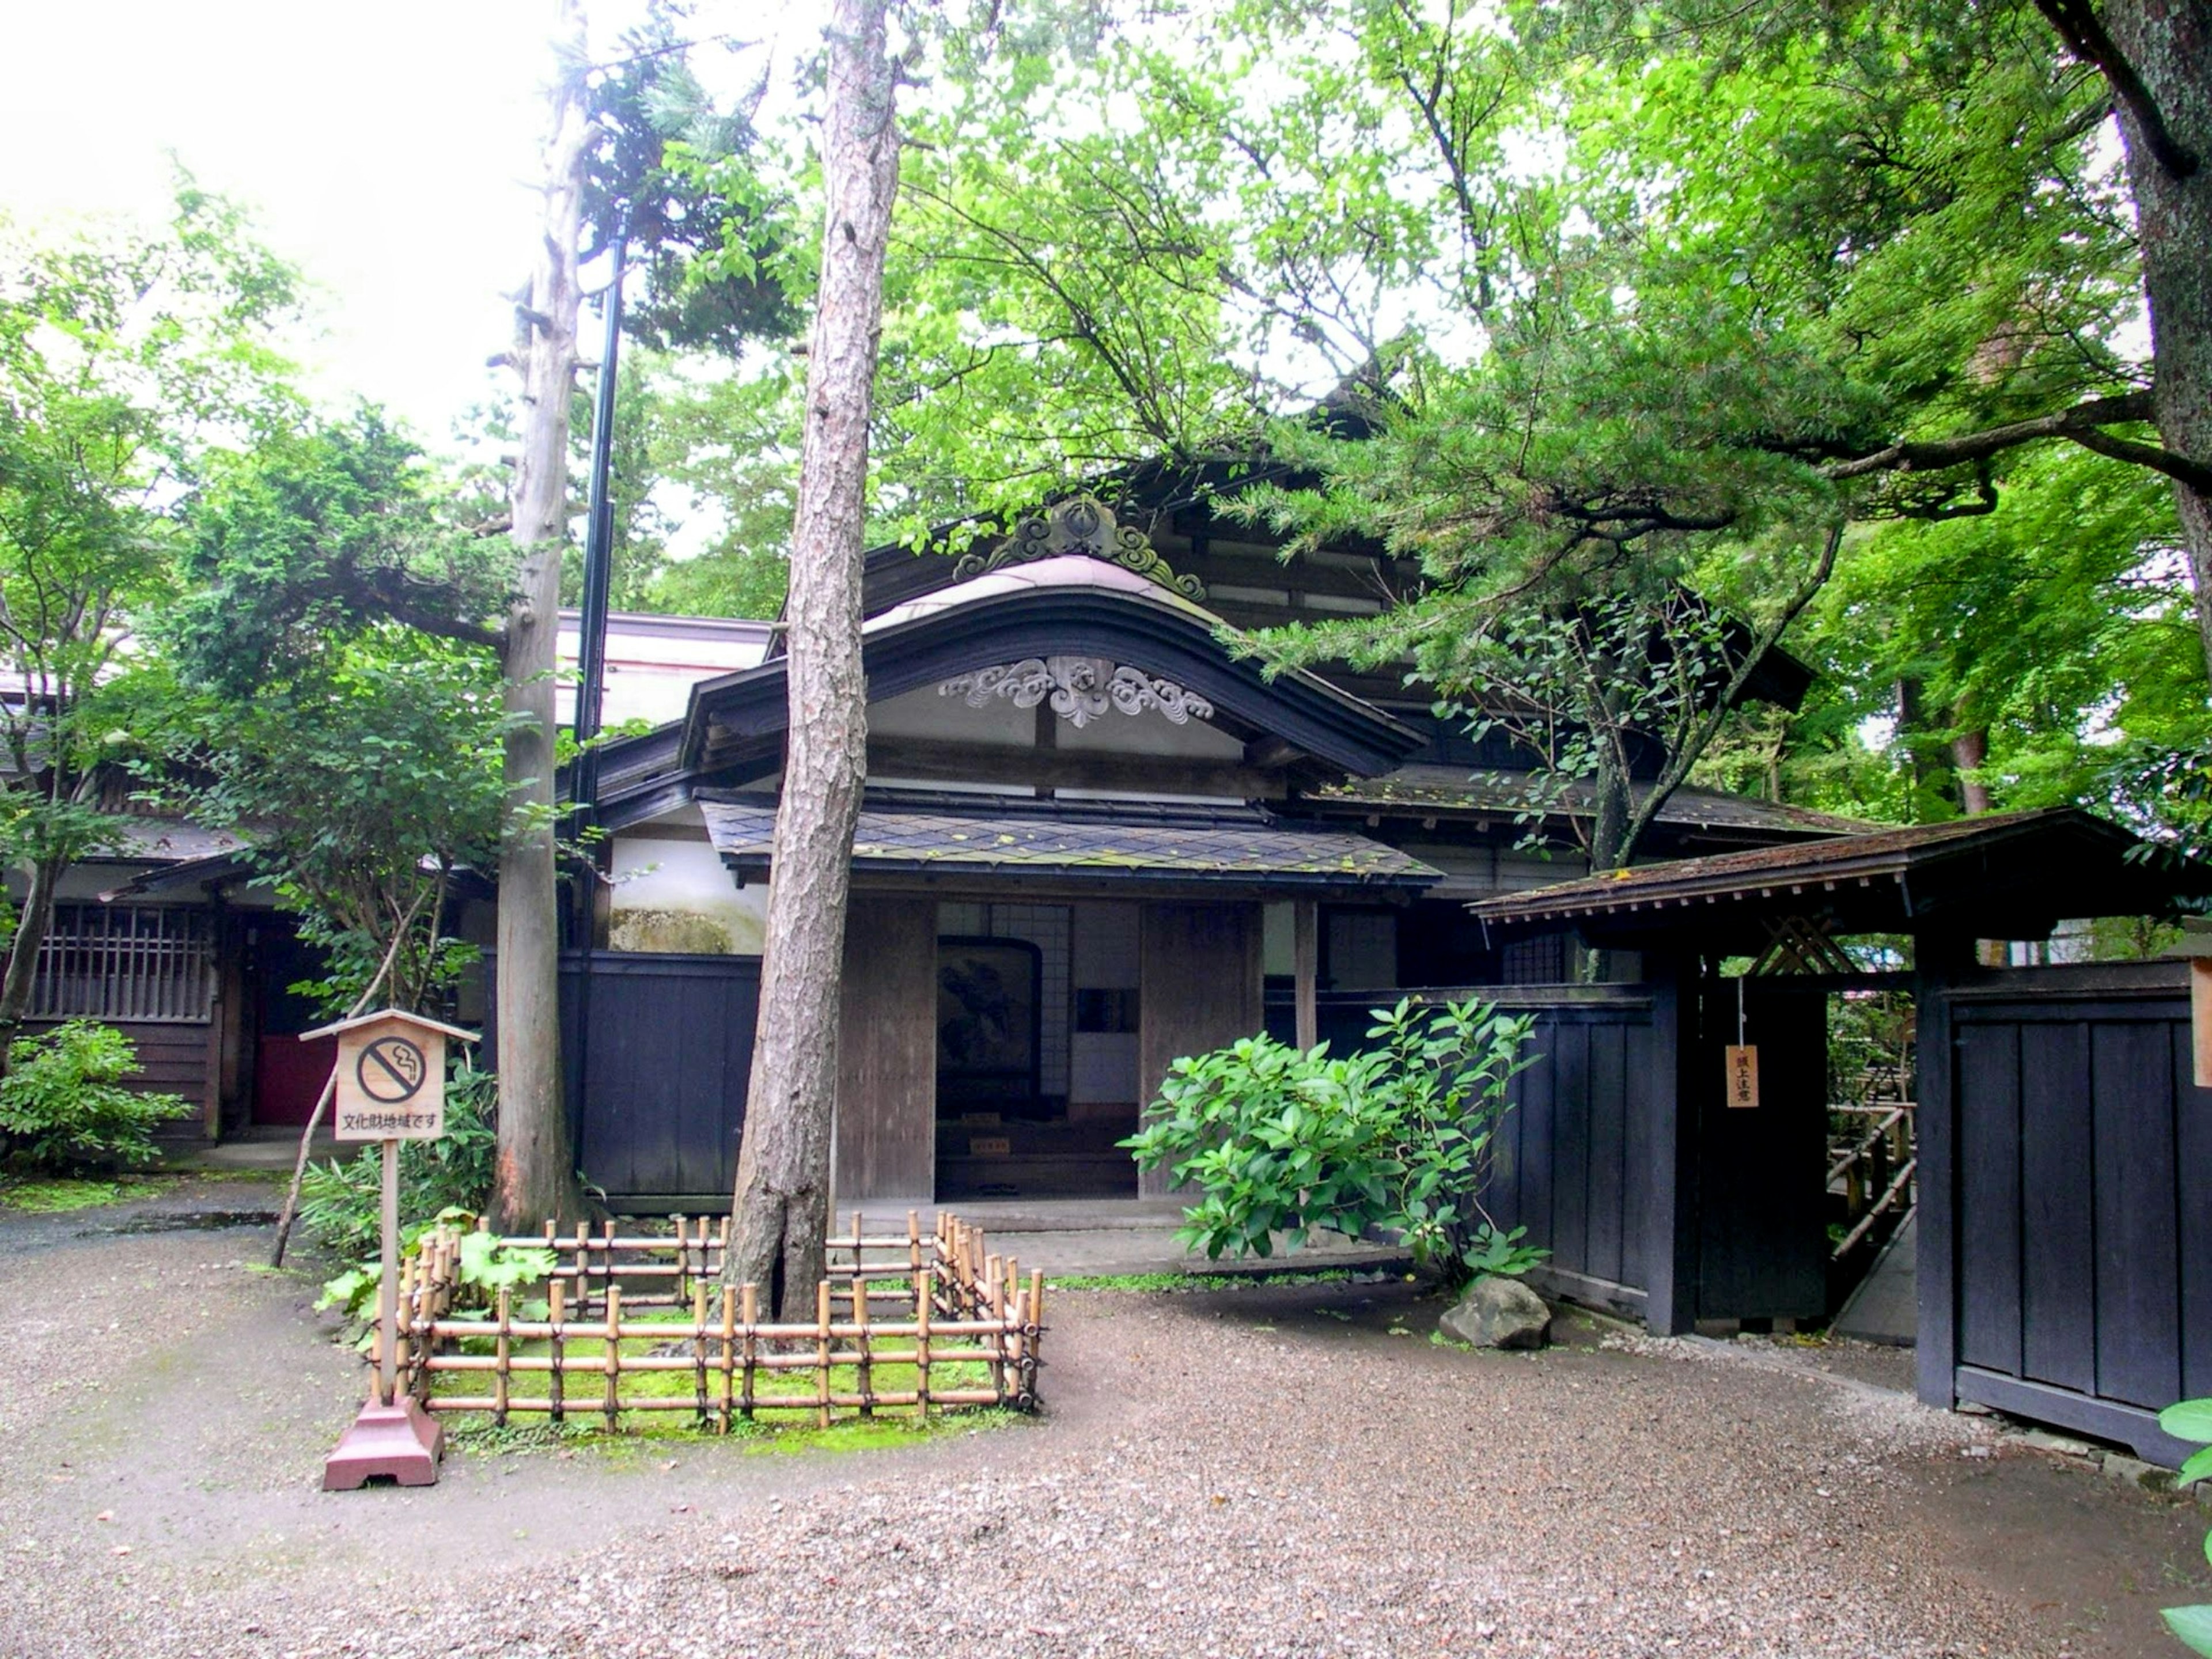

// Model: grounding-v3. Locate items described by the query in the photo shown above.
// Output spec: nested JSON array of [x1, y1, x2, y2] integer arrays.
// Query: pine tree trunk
[[1952, 725, 1993, 816], [0, 853, 64, 1073], [2100, 2, 2212, 685], [723, 0, 900, 1316], [491, 7, 592, 1232]]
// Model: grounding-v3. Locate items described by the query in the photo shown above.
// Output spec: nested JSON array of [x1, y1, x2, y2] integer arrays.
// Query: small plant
[[0, 1021, 191, 1170], [298, 1059, 498, 1256], [1123, 997, 1536, 1286], [1462, 1221, 1548, 1279], [317, 1207, 557, 1327], [2160, 1397, 2212, 1654]]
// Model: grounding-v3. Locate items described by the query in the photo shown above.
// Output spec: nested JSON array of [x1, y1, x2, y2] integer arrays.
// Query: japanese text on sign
[[1724, 1044, 1760, 1109]]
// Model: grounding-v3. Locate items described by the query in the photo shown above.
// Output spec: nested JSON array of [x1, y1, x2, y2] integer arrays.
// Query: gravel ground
[[0, 1197, 2205, 1659]]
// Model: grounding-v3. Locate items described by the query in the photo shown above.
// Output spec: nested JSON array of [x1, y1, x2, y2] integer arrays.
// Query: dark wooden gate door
[[1921, 963, 2211, 1465]]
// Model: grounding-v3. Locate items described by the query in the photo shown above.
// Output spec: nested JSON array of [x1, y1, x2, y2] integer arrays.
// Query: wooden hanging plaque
[[1724, 1044, 1760, 1109]]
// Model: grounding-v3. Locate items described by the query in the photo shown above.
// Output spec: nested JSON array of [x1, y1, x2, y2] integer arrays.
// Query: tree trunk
[[724, 0, 900, 1316], [0, 852, 65, 1070], [2100, 2, 2212, 685], [1951, 723, 1993, 816], [491, 6, 592, 1232]]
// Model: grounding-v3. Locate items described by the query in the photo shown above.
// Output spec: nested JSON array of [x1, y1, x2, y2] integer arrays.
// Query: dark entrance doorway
[[248, 920, 334, 1126]]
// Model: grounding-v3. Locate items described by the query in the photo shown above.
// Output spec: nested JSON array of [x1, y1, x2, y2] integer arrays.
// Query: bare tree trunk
[[1952, 724, 1993, 816], [0, 852, 64, 1069], [491, 4, 592, 1232], [724, 0, 900, 1316], [2097, 2, 2212, 685]]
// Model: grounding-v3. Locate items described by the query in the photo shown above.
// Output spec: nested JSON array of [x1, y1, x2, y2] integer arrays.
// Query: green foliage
[[297, 1062, 500, 1257], [0, 1022, 191, 1170], [2161, 1397, 2212, 1653], [1461, 1222, 1548, 1280], [148, 414, 518, 1016], [316, 1209, 557, 1324], [0, 1175, 156, 1212], [0, 187, 300, 921], [1123, 998, 1535, 1281]]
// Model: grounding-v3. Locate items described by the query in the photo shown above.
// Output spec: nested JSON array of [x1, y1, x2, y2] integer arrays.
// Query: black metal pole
[[573, 226, 627, 818]]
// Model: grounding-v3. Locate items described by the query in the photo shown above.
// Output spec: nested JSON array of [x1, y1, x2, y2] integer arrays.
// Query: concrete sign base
[[323, 1395, 444, 1491]]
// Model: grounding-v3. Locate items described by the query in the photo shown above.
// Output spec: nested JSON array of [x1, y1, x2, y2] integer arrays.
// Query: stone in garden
[[1440, 1275, 1551, 1349]]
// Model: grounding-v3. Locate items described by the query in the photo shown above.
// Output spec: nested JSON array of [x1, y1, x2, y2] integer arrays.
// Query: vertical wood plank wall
[[1138, 902, 1262, 1199], [1929, 961, 2211, 1465], [1480, 991, 1657, 1318], [832, 894, 938, 1202], [538, 952, 762, 1210]]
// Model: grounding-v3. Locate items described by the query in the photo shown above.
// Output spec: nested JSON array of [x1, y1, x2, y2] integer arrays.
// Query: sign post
[[314, 1009, 476, 1492]]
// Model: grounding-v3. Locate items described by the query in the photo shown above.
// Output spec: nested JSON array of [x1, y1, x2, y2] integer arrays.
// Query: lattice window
[[29, 904, 215, 1023], [1501, 931, 1569, 986]]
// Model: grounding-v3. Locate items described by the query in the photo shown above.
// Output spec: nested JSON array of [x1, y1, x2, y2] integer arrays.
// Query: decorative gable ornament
[[939, 656, 1215, 729], [952, 495, 1207, 601]]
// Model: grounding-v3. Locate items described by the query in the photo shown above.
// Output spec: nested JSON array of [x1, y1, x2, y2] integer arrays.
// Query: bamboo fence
[[392, 1211, 1044, 1431]]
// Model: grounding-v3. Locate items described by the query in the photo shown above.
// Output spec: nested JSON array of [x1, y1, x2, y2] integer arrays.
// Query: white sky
[[0, 2, 812, 450]]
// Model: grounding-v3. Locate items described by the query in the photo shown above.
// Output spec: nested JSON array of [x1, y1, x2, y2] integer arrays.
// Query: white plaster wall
[[607, 835, 768, 955], [870, 684, 1036, 747]]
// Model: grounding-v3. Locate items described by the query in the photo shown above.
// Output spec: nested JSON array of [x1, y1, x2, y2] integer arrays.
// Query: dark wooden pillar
[[1913, 933, 1971, 1407], [1643, 950, 1700, 1335], [1138, 901, 1262, 1199], [832, 894, 937, 1202], [1293, 898, 1318, 1051]]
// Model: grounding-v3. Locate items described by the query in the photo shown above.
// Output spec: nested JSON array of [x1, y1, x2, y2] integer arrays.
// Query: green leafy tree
[[0, 188, 298, 1058]]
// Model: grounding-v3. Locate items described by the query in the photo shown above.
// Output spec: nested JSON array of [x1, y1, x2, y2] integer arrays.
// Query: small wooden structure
[[1467, 808, 2212, 1464], [314, 1008, 480, 1490], [395, 1211, 1043, 1430]]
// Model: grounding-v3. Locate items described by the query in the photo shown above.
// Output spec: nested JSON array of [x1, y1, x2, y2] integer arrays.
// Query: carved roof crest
[[952, 495, 1207, 601]]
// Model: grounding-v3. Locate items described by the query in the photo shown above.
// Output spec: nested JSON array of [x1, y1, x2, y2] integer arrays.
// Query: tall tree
[[723, 0, 901, 1315], [494, 1, 596, 1229], [0, 190, 297, 1059]]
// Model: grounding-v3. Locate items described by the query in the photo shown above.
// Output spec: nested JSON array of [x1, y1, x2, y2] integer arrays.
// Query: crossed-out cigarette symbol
[[356, 1036, 428, 1104]]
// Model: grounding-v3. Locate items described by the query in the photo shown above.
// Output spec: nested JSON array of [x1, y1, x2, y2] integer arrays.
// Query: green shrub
[[1123, 997, 1538, 1284], [298, 1059, 498, 1256], [2161, 1397, 2212, 1654], [0, 1021, 192, 1170]]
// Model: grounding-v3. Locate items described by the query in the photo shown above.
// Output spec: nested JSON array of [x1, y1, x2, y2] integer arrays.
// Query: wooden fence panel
[[1933, 963, 2206, 1465]]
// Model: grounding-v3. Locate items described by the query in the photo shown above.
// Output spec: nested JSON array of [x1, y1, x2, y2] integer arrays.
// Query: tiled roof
[[1464, 808, 2202, 935], [1310, 766, 1869, 839], [700, 794, 1440, 889]]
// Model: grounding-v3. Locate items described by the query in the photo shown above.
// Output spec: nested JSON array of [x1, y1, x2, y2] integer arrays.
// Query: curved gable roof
[[681, 555, 1421, 778]]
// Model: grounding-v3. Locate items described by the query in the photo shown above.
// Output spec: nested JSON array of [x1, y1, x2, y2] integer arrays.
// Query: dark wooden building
[[569, 493, 1851, 1210]]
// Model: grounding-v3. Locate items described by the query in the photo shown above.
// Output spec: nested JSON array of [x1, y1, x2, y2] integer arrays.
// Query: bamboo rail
[[392, 1211, 1044, 1431]]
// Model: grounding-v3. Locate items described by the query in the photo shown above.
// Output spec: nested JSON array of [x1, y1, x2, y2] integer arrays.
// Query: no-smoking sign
[[357, 1036, 428, 1104], [312, 1011, 473, 1142]]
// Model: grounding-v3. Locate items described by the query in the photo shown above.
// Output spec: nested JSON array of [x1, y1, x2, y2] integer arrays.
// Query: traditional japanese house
[[567, 491, 1858, 1210]]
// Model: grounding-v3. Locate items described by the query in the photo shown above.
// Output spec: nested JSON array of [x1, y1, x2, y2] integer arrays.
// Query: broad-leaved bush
[[0, 1020, 191, 1169], [1123, 998, 1537, 1283]]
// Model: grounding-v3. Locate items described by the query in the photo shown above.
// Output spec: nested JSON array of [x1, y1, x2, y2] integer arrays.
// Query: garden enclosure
[[392, 1211, 1043, 1430]]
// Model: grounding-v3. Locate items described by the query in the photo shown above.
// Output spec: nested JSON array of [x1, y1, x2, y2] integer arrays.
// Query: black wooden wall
[[1482, 991, 1657, 1318], [487, 951, 762, 1210], [1920, 961, 2211, 1465]]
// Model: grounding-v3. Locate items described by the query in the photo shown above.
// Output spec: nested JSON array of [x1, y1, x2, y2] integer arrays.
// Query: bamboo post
[[600, 1219, 617, 1317], [548, 1278, 566, 1426], [672, 1215, 688, 1303], [738, 1283, 757, 1422], [494, 1289, 512, 1426], [854, 1274, 872, 1418], [985, 1253, 1006, 1403], [915, 1269, 931, 1421], [603, 1282, 622, 1430], [572, 1221, 590, 1319], [692, 1282, 710, 1426], [815, 1279, 832, 1429], [718, 1285, 737, 1434]]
